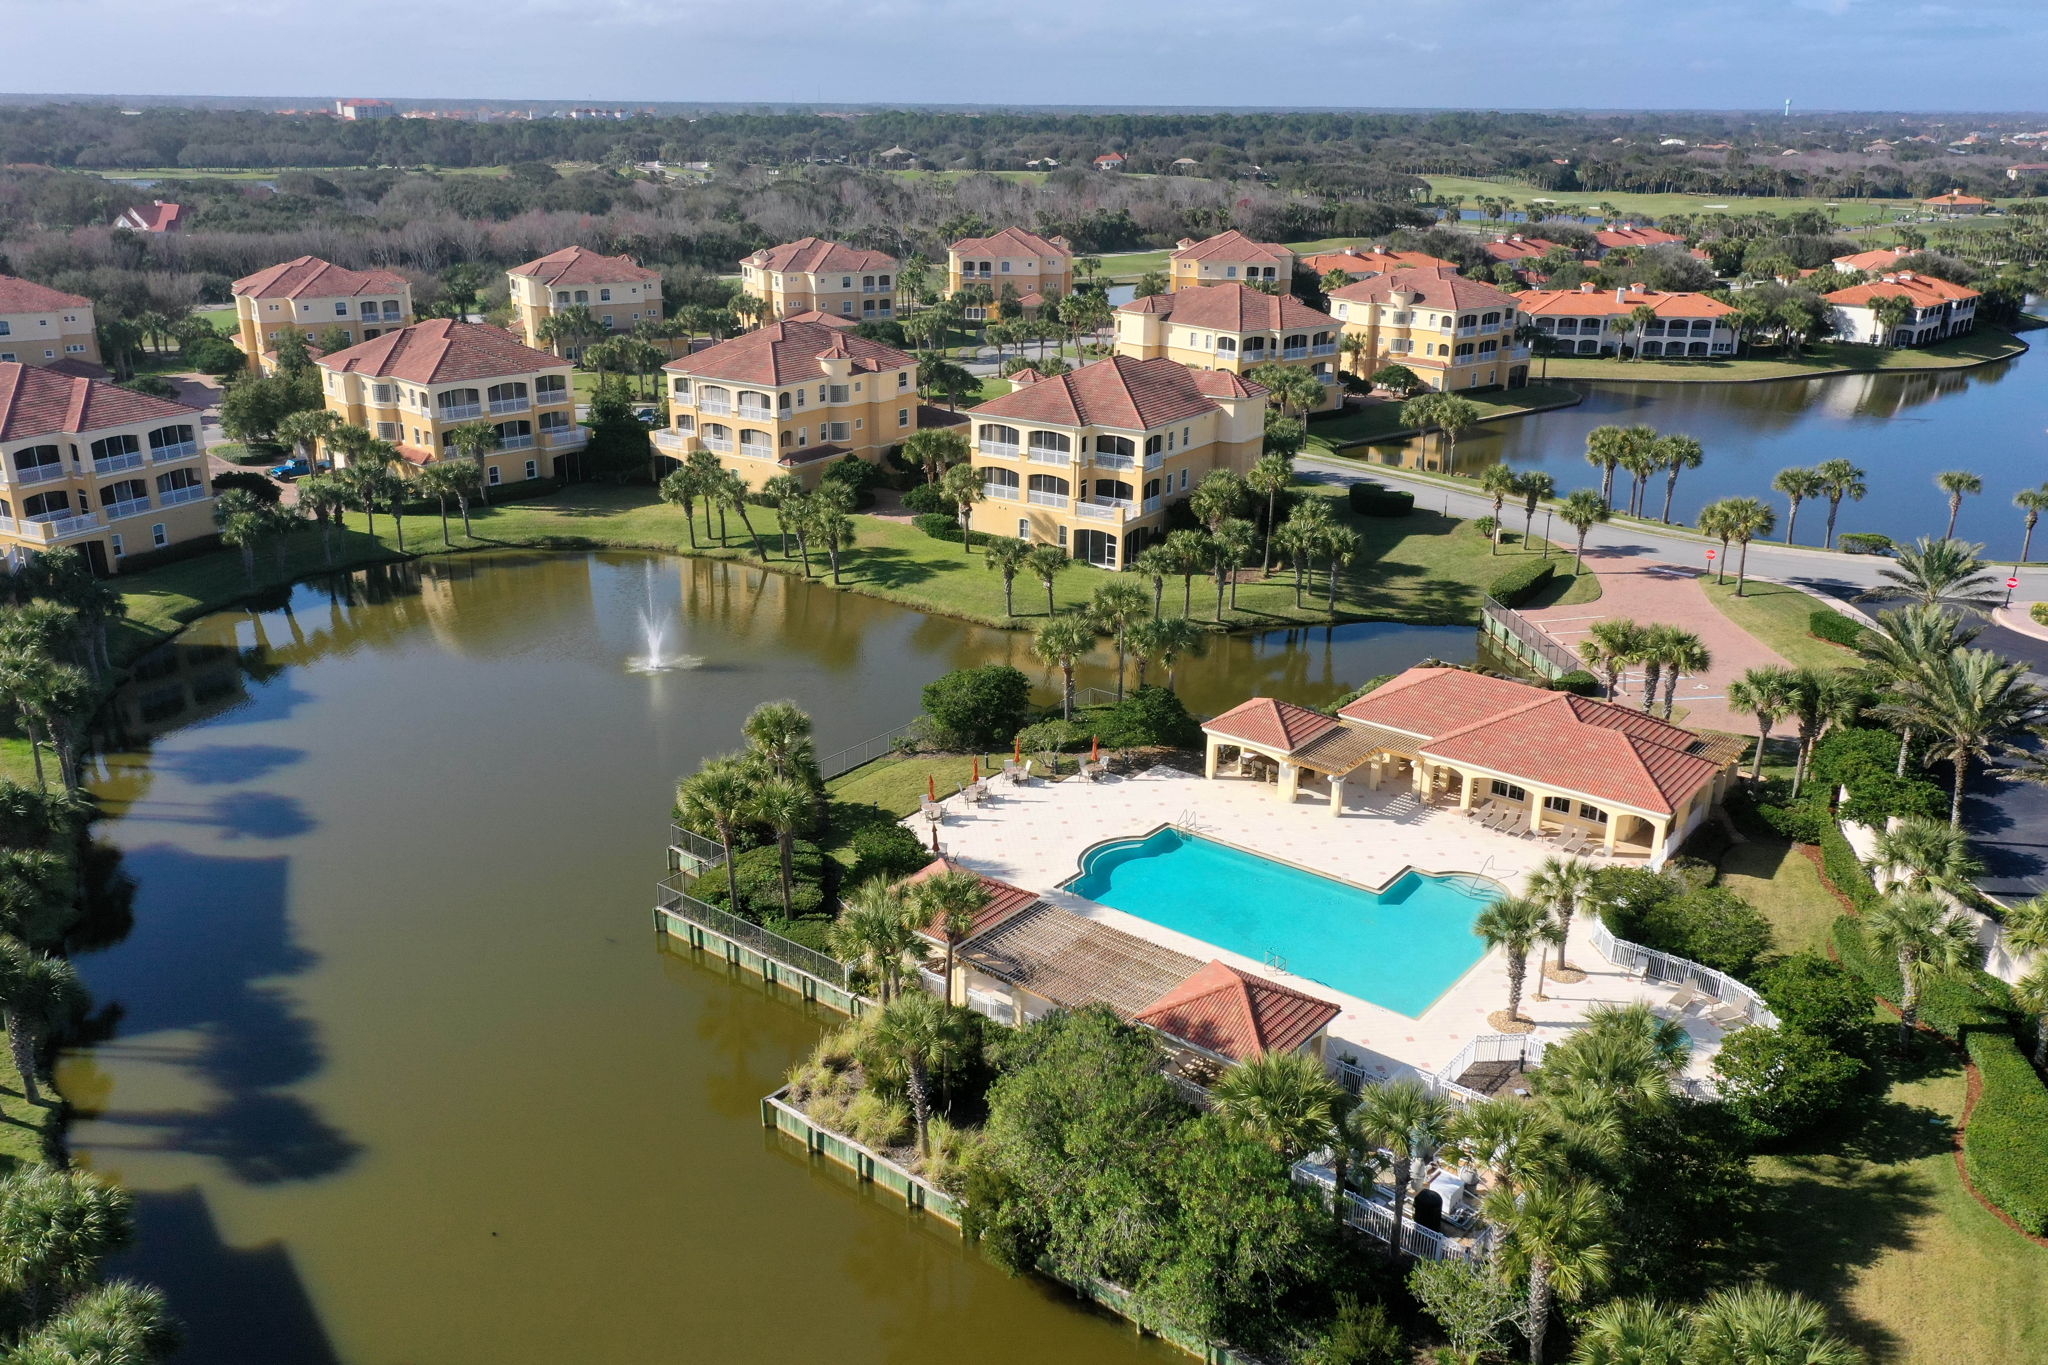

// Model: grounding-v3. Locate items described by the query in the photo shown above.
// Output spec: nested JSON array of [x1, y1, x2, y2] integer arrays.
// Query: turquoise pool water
[[1064, 828, 1496, 1018]]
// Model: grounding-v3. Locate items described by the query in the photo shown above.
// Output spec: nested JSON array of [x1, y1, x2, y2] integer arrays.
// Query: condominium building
[[965, 355, 1268, 569], [1513, 283, 1737, 358], [1824, 273, 1980, 347], [945, 227, 1073, 319], [1591, 225, 1687, 253], [0, 276, 99, 369], [314, 321, 581, 488], [1115, 282, 1342, 411], [507, 246, 665, 355], [0, 361, 211, 574], [1326, 271, 1527, 391], [1831, 245, 1920, 274], [1167, 230, 1296, 291], [1298, 246, 1455, 281], [738, 238, 898, 322], [656, 318, 942, 491], [232, 256, 414, 373]]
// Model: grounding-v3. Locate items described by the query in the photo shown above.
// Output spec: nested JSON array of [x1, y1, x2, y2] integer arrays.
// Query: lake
[[59, 550, 1470, 1364]]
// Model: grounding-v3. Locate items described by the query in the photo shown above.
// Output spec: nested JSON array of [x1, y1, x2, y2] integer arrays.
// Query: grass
[[1698, 576, 1863, 673], [1421, 175, 2031, 228], [1717, 834, 1840, 956], [819, 752, 991, 872], [1303, 382, 1584, 452], [0, 1051, 57, 1173], [1537, 329, 2028, 384]]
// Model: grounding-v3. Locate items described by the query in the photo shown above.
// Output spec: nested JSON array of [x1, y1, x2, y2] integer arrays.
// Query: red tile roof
[[745, 236, 896, 274], [0, 361, 195, 441], [1135, 960, 1340, 1062], [1171, 229, 1294, 264], [1301, 247, 1456, 276], [0, 274, 92, 314], [1203, 696, 1339, 753], [1823, 272, 1981, 307], [949, 226, 1071, 259], [971, 355, 1256, 430], [233, 255, 410, 300], [508, 245, 659, 286], [1338, 666, 1723, 815], [1191, 370, 1262, 399], [115, 201, 183, 232], [1594, 225, 1687, 249], [904, 857, 1041, 943], [1514, 285, 1734, 320], [1120, 281, 1334, 333], [1923, 191, 1990, 206], [663, 318, 913, 386], [1328, 271, 1519, 313], [1481, 235, 1565, 262], [777, 310, 856, 329], [1832, 246, 1918, 273], [315, 320, 567, 384]]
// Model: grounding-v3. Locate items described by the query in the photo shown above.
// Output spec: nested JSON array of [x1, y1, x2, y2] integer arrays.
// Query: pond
[[1362, 324, 2048, 559], [59, 550, 1471, 1364]]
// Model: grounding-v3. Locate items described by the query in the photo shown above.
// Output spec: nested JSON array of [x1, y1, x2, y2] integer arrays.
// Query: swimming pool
[[1064, 828, 1497, 1018]]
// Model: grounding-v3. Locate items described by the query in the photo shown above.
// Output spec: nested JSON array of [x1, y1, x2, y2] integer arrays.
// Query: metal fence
[[1588, 917, 1778, 1028], [1292, 1164, 1478, 1263], [667, 823, 727, 873], [1430, 1034, 1549, 1103], [1481, 595, 1581, 680], [656, 875, 850, 989], [818, 718, 920, 780]]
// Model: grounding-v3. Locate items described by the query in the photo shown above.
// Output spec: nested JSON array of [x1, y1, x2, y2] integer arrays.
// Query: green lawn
[[1699, 577, 1863, 673], [1420, 175, 2029, 228], [1717, 835, 1840, 956], [1304, 383, 1584, 452], [1538, 329, 2027, 384], [0, 737, 38, 789]]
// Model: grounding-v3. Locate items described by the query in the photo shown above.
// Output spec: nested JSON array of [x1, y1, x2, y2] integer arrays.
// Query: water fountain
[[627, 563, 700, 673]]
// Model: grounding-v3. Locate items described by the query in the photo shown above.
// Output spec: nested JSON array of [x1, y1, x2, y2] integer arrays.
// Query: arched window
[[1097, 434, 1135, 459], [702, 423, 733, 451], [1027, 431, 1071, 455], [22, 491, 71, 519], [147, 425, 195, 454], [1480, 312, 1501, 326], [100, 479, 149, 512], [439, 389, 481, 417], [739, 429, 772, 454], [697, 385, 732, 413], [984, 467, 1020, 499], [12, 444, 61, 477], [1095, 479, 1134, 504], [487, 381, 528, 402], [1458, 314, 1477, 328], [494, 420, 533, 448], [978, 423, 1020, 452], [1027, 473, 1069, 505], [90, 434, 140, 463], [1215, 336, 1237, 352], [1282, 333, 1307, 354], [1144, 434, 1164, 456], [738, 390, 772, 416]]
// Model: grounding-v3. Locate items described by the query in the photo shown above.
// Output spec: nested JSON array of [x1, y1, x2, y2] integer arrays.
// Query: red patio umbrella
[[1091, 736, 1100, 762], [972, 755, 980, 783], [928, 774, 937, 803], [1013, 736, 1022, 762]]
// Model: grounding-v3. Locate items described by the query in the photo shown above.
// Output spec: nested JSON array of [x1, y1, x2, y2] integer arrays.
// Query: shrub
[[821, 457, 882, 509], [1640, 886, 1775, 978], [1547, 669, 1600, 696], [847, 823, 932, 883], [1016, 718, 1088, 754], [1837, 532, 1893, 556], [1963, 1030, 2048, 1235], [1830, 915, 2008, 1040], [2032, 602, 2048, 627], [1091, 686, 1203, 750], [1346, 483, 1413, 517], [921, 664, 1033, 747], [1486, 558, 1554, 608], [118, 374, 178, 398], [692, 840, 825, 922], [1328, 673, 1397, 712], [1754, 952, 1870, 1047], [843, 1090, 912, 1150], [1818, 822, 1882, 913], [914, 511, 961, 541], [1714, 1025, 1866, 1142], [1808, 609, 1865, 648], [1752, 797, 1829, 844], [210, 470, 283, 505], [902, 482, 952, 516]]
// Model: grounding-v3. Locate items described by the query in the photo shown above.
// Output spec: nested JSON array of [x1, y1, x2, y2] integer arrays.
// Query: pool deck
[[916, 764, 1728, 1088]]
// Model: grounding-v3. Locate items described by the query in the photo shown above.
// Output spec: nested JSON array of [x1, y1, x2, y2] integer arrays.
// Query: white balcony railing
[[158, 484, 209, 507], [14, 464, 68, 487], [489, 397, 531, 416], [1026, 449, 1070, 468], [1142, 495, 1162, 514], [545, 428, 588, 449], [1145, 452, 1167, 471], [737, 442, 774, 460], [1281, 347, 1309, 359], [1312, 343, 1337, 355], [978, 441, 1019, 458], [697, 401, 733, 416], [150, 441, 199, 462], [704, 436, 734, 453], [1077, 497, 1133, 521], [101, 497, 152, 522], [737, 405, 773, 420], [652, 430, 693, 455], [93, 451, 145, 476], [1026, 490, 1068, 509], [496, 435, 535, 451], [1091, 452, 1135, 471], [23, 511, 100, 540], [439, 403, 483, 421], [983, 483, 1019, 501], [535, 388, 571, 407]]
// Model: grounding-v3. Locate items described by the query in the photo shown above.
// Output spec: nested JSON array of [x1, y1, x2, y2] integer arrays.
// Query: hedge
[[1487, 559, 1555, 609], [1963, 1030, 2048, 1235], [1830, 915, 2008, 1040], [1346, 484, 1413, 517], [693, 840, 826, 921], [1837, 532, 1893, 556], [1546, 669, 1601, 697], [1818, 821, 1882, 913], [1808, 609, 1865, 648]]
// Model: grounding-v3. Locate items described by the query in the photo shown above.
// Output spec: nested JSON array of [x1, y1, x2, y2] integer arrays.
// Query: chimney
[[1579, 281, 1595, 294], [1629, 283, 1647, 294], [1615, 287, 1627, 303]]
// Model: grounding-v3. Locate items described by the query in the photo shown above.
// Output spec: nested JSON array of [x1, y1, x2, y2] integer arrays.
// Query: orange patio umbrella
[[972, 755, 980, 783], [1091, 735, 1100, 762], [1013, 736, 1022, 762], [928, 774, 937, 803]]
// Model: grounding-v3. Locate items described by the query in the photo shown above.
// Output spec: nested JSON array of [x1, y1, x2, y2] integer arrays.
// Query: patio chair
[[1705, 999, 1750, 1029], [1665, 985, 1702, 1012]]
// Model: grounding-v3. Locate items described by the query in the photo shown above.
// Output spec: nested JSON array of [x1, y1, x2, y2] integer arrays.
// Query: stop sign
[[1706, 549, 1717, 559], [2010, 577, 2022, 590]]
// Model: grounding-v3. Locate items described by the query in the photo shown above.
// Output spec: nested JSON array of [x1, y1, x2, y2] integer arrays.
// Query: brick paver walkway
[[1519, 549, 1794, 736]]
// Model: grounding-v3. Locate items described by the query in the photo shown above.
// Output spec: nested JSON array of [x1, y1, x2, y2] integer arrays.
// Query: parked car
[[268, 457, 312, 481], [633, 407, 662, 428]]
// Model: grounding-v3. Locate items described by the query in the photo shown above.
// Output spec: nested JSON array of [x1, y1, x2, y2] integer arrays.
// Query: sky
[[7, 0, 2048, 113]]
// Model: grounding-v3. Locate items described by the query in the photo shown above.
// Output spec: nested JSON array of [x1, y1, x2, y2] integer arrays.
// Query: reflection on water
[[62, 550, 1470, 1364], [1364, 331, 2046, 557]]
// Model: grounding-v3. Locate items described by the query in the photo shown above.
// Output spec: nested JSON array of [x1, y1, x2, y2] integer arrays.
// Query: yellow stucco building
[[232, 256, 414, 374], [738, 238, 899, 323], [0, 361, 212, 574], [314, 320, 581, 488], [0, 276, 99, 370], [1168, 230, 1296, 291], [507, 246, 665, 355], [965, 355, 1268, 568], [1326, 271, 1529, 391], [945, 227, 1072, 320], [1113, 283, 1342, 413]]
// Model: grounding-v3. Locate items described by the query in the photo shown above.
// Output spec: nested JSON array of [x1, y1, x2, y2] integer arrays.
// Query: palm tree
[[276, 408, 343, 467], [1402, 393, 1481, 468], [1583, 425, 1630, 510], [1860, 604, 1978, 777], [1652, 433, 1703, 525], [1727, 665, 1797, 780], [2016, 959, 2048, 1071], [829, 883, 922, 1003], [1616, 440, 1657, 519], [444, 422, 501, 500], [1935, 469, 1983, 539], [1151, 616, 1206, 692], [1783, 666, 1858, 800], [675, 759, 755, 916], [294, 474, 351, 565], [2014, 486, 2048, 564], [1323, 524, 1360, 611], [1814, 459, 1868, 550], [1031, 615, 1095, 721], [1859, 536, 2003, 611], [1910, 648, 2048, 826], [1481, 1173, 1610, 1365], [1248, 363, 1326, 422], [910, 867, 989, 1003], [7, 1277, 181, 1364], [1022, 543, 1069, 617], [1568, 1299, 1688, 1365], [1449, 1094, 1559, 1198], [1162, 528, 1212, 615], [442, 458, 485, 538], [1480, 464, 1520, 553], [1577, 619, 1644, 701], [1864, 890, 1979, 1044], [212, 489, 267, 584], [1557, 489, 1610, 575], [1864, 817, 1982, 895], [1352, 1076, 1454, 1262], [743, 700, 815, 786], [1688, 1285, 1863, 1365], [1189, 469, 1248, 533], [1130, 543, 1176, 617], [984, 538, 1030, 617], [752, 778, 811, 921], [1653, 629, 1709, 719], [0, 939, 83, 1107], [1475, 895, 1555, 1025], [1089, 579, 1150, 702], [1246, 452, 1294, 572], [0, 1165, 133, 1324], [858, 991, 974, 1155], [414, 463, 458, 546], [1715, 496, 1776, 595], [1771, 466, 1823, 544], [939, 462, 984, 554], [659, 466, 701, 547], [1526, 857, 1597, 977], [1518, 471, 1556, 552], [1209, 1049, 1348, 1163], [1209, 519, 1257, 621]]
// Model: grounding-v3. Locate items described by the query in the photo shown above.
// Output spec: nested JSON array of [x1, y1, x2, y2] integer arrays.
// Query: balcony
[[983, 483, 1019, 501], [496, 435, 535, 451], [1026, 449, 1071, 468], [102, 497, 152, 522], [978, 441, 1020, 458], [13, 464, 68, 487], [1281, 347, 1308, 360], [545, 428, 588, 449], [535, 389, 571, 407], [158, 484, 209, 507], [704, 436, 734, 454], [1312, 343, 1337, 355], [863, 285, 888, 294], [1142, 495, 1162, 514], [150, 441, 199, 463], [1026, 490, 1069, 509], [489, 397, 531, 416], [698, 400, 733, 416], [4, 510, 101, 541], [93, 451, 145, 476], [736, 404, 773, 421], [439, 403, 483, 421], [651, 430, 694, 456], [1091, 452, 1135, 472], [1076, 497, 1133, 522]]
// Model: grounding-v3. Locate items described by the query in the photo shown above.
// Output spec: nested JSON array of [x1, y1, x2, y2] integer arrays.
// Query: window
[[111, 534, 124, 558], [827, 384, 849, 404], [152, 523, 168, 548], [896, 372, 909, 390], [822, 422, 851, 442], [1490, 779, 1528, 801], [488, 465, 502, 486], [525, 460, 537, 479], [897, 408, 909, 428], [1018, 518, 1029, 539], [1578, 803, 1608, 823], [1028, 431, 1071, 455], [372, 383, 397, 404], [1225, 266, 1239, 278], [602, 315, 613, 329], [1179, 469, 1188, 490], [376, 422, 400, 441], [65, 344, 86, 354], [0, 322, 9, 336], [600, 289, 612, 302], [334, 301, 349, 316], [1544, 796, 1572, 814]]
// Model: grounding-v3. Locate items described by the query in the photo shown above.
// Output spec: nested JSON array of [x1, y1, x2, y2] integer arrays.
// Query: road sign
[[1706, 549, 1717, 559], [2009, 577, 2021, 589]]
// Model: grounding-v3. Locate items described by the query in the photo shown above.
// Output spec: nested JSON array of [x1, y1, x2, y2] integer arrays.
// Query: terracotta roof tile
[[0, 361, 195, 442], [1923, 191, 1990, 206], [1171, 230, 1294, 264], [1120, 282, 1334, 333], [949, 226, 1071, 259], [315, 320, 567, 384], [1823, 272, 1981, 307], [1514, 286, 1734, 320], [1328, 272, 1519, 312], [1336, 667, 1541, 738], [1832, 246, 1917, 273], [971, 355, 1245, 430], [233, 255, 410, 300], [508, 245, 659, 286], [1480, 235, 1565, 262], [0, 274, 92, 314], [1594, 225, 1687, 249], [777, 310, 856, 329], [1134, 960, 1340, 1062], [662, 319, 913, 386], [903, 857, 1041, 943], [1203, 697, 1339, 753], [1301, 247, 1455, 276], [746, 236, 897, 275]]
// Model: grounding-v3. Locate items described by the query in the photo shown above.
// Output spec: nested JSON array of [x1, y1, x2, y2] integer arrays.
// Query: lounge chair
[[1705, 998, 1750, 1028], [1665, 985, 1703, 1013]]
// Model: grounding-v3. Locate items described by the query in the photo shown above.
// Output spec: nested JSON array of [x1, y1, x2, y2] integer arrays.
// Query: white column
[[1527, 787, 1546, 835], [1648, 817, 1672, 870], [1458, 771, 1477, 811], [1204, 735, 1221, 780], [1603, 813, 1620, 856], [1328, 775, 1344, 817], [1279, 761, 1300, 803]]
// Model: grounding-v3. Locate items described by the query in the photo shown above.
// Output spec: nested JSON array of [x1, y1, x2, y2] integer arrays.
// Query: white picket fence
[[1588, 918, 1778, 1028]]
